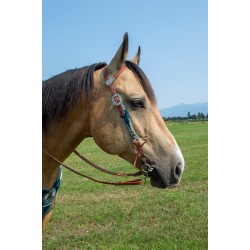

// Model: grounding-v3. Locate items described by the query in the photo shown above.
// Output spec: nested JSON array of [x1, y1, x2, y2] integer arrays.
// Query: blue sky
[[43, 0, 207, 109]]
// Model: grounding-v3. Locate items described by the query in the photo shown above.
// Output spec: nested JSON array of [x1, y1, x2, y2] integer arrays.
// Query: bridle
[[103, 64, 153, 176], [42, 64, 153, 186]]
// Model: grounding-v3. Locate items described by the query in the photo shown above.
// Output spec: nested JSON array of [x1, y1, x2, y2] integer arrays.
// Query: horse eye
[[130, 99, 145, 109]]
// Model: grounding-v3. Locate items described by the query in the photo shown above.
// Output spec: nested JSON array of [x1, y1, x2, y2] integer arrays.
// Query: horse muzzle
[[149, 161, 184, 189]]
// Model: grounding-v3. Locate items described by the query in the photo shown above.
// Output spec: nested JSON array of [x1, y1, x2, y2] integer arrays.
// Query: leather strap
[[43, 149, 144, 186], [74, 149, 141, 176]]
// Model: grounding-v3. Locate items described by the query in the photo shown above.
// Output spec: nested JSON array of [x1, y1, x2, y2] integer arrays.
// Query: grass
[[43, 121, 208, 250]]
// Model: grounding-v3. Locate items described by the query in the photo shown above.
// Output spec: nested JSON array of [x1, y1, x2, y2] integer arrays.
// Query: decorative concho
[[112, 93, 123, 106], [105, 76, 115, 86]]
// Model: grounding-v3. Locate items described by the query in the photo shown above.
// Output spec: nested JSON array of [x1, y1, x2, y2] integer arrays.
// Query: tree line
[[162, 112, 208, 121]]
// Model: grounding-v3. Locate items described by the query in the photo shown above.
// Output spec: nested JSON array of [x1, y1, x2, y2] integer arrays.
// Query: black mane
[[42, 61, 156, 130], [42, 63, 107, 130]]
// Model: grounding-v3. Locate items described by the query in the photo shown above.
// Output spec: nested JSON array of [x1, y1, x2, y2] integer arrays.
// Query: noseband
[[42, 64, 153, 187]]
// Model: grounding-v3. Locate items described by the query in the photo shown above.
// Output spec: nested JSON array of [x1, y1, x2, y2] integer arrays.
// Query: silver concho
[[112, 93, 123, 106], [105, 76, 115, 86]]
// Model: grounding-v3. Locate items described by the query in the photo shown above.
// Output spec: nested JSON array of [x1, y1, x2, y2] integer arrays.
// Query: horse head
[[89, 33, 185, 188]]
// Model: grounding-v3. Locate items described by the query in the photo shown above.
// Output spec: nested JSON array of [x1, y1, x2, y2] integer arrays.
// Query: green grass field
[[43, 121, 208, 250]]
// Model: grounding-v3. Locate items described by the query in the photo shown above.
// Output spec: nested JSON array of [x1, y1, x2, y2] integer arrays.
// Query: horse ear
[[131, 46, 141, 65], [108, 32, 128, 75]]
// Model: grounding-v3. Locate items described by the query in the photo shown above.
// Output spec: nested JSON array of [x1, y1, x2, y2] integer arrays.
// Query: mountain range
[[160, 102, 208, 118]]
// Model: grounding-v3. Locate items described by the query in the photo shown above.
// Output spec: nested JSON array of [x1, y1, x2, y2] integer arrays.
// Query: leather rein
[[42, 64, 153, 186]]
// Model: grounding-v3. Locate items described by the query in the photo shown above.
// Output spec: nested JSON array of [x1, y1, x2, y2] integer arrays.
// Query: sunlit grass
[[43, 121, 208, 249]]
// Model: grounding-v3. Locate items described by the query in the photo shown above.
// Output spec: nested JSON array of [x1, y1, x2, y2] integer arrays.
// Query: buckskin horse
[[42, 33, 184, 231]]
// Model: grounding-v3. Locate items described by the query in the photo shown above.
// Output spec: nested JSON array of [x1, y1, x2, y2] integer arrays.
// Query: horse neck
[[42, 97, 91, 189]]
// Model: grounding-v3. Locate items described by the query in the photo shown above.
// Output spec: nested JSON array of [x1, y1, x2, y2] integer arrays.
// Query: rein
[[42, 149, 144, 185], [42, 64, 153, 186]]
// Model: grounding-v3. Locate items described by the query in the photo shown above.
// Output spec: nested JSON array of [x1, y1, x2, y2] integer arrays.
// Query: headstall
[[42, 64, 153, 188], [103, 65, 153, 176]]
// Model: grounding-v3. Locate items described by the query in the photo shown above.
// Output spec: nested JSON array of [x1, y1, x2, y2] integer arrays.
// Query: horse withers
[[42, 33, 184, 231]]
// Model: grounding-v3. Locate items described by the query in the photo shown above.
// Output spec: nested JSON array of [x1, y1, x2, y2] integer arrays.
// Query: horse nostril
[[175, 163, 182, 178]]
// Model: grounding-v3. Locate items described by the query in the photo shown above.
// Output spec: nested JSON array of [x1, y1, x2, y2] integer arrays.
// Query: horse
[[42, 33, 185, 231]]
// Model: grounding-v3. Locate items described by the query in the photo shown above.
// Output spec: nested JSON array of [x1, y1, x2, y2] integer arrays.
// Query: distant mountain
[[160, 102, 208, 117]]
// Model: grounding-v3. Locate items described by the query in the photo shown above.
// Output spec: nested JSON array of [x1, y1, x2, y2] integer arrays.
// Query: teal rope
[[121, 109, 138, 141]]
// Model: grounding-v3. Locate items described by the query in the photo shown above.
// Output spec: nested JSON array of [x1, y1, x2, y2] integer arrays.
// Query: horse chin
[[149, 168, 179, 189]]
